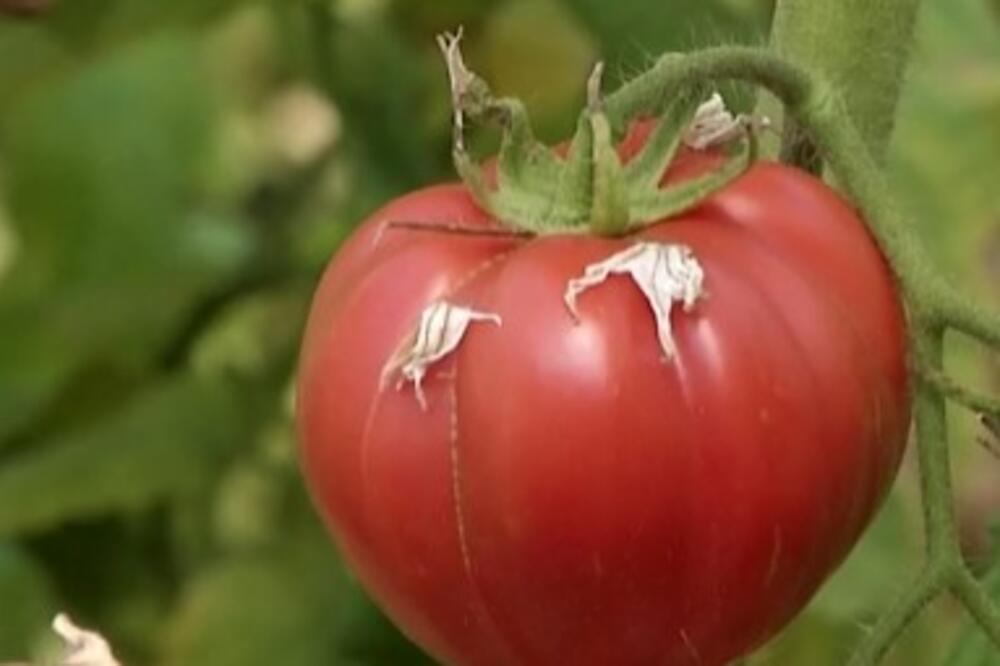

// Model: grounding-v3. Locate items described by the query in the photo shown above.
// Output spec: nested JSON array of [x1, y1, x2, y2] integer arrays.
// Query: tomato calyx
[[437, 29, 760, 238]]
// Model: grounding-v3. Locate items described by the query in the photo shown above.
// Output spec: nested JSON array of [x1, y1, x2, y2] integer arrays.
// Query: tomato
[[296, 134, 910, 665]]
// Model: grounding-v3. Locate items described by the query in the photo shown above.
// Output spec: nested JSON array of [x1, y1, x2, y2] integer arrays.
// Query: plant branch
[[937, 284, 1000, 349], [601, 44, 1000, 665], [911, 334, 961, 562], [846, 565, 948, 666], [918, 366, 1000, 421], [952, 567, 1000, 647]]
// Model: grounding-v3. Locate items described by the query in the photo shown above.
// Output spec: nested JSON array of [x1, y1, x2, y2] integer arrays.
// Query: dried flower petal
[[564, 242, 705, 359], [437, 28, 473, 151], [53, 614, 120, 666], [685, 92, 766, 150], [384, 301, 501, 409]]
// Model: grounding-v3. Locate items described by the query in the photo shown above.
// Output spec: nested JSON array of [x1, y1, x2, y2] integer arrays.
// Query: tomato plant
[[297, 72, 911, 661]]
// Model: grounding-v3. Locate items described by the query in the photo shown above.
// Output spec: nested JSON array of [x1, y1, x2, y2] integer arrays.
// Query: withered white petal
[[53, 614, 121, 666], [685, 92, 751, 150], [564, 242, 705, 359], [385, 301, 501, 409], [436, 28, 470, 151]]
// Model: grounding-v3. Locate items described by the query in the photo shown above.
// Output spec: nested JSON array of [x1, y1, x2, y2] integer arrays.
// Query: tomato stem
[[951, 567, 1000, 647], [845, 564, 948, 666], [917, 366, 1000, 423], [602, 44, 1000, 665]]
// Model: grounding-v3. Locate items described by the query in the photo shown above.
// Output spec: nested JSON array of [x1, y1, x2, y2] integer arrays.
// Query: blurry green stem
[[605, 45, 1000, 665], [847, 565, 948, 666]]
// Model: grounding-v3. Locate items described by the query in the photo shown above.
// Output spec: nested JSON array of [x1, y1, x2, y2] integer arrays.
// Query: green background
[[0, 0, 999, 663]]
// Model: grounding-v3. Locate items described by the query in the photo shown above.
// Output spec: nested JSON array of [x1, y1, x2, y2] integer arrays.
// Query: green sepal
[[627, 123, 757, 229], [490, 97, 570, 232], [588, 106, 630, 235], [548, 113, 594, 228], [439, 30, 575, 233], [623, 85, 707, 190], [453, 145, 496, 215], [451, 93, 567, 233]]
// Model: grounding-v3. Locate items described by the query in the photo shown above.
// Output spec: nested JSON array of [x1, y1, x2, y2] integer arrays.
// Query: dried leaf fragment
[[685, 92, 767, 150], [564, 242, 705, 359], [53, 614, 121, 666]]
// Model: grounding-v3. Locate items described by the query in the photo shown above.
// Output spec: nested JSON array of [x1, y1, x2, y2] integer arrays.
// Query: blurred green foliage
[[0, 0, 998, 664]]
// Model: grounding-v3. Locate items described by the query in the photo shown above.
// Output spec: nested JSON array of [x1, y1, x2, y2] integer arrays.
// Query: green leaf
[[891, 0, 1000, 548], [162, 550, 342, 666], [0, 33, 250, 443], [0, 375, 247, 537], [891, 0, 1000, 273], [28, 0, 253, 53], [623, 88, 704, 188], [0, 22, 68, 113], [101, 0, 255, 34], [0, 542, 58, 661], [163, 484, 436, 666], [189, 285, 310, 380], [274, 5, 439, 210]]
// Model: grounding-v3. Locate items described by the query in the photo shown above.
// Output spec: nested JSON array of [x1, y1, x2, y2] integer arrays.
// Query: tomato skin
[[297, 149, 910, 665]]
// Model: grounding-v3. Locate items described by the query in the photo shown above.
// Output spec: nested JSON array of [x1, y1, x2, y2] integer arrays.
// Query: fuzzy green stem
[[919, 367, 1000, 421], [846, 565, 948, 666], [605, 47, 950, 312], [952, 567, 1000, 646], [605, 50, 811, 135], [769, 0, 922, 169], [911, 331, 962, 561], [586, 65, 632, 236], [601, 45, 1000, 665], [937, 286, 1000, 349]]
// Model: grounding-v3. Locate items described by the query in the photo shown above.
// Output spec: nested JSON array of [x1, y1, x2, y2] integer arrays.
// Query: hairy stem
[[911, 332, 961, 561], [937, 285, 1000, 348], [769, 0, 922, 169], [602, 45, 1000, 665], [919, 367, 1000, 421], [846, 565, 948, 666], [952, 567, 1000, 647]]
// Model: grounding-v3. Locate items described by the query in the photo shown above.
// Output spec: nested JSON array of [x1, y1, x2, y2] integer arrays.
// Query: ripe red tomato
[[297, 136, 910, 665]]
